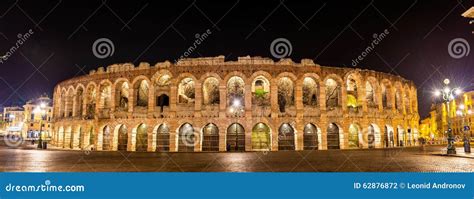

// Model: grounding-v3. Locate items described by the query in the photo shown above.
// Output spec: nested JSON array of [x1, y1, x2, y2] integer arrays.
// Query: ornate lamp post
[[434, 78, 461, 154], [34, 102, 47, 149], [456, 104, 472, 153]]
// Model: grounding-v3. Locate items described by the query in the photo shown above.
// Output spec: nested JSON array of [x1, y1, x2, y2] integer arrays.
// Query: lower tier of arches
[[51, 118, 420, 152]]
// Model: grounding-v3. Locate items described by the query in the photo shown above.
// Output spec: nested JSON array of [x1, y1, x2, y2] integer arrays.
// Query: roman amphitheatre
[[51, 56, 420, 152]]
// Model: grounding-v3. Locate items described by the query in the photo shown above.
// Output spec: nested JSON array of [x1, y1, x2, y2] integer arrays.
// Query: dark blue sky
[[0, 0, 473, 117]]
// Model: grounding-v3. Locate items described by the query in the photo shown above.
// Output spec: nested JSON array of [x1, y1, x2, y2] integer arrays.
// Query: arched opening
[[227, 76, 245, 112], [115, 81, 129, 111], [85, 86, 96, 119], [202, 123, 219, 151], [384, 125, 394, 148], [135, 80, 149, 107], [99, 82, 112, 110], [381, 83, 391, 108], [252, 76, 270, 116], [156, 124, 170, 151], [135, 123, 148, 152], [277, 77, 294, 113], [278, 123, 295, 150], [395, 88, 402, 112], [154, 74, 171, 114], [251, 123, 271, 150], [65, 89, 74, 117], [368, 125, 375, 148], [75, 87, 84, 117], [156, 94, 169, 114], [397, 125, 405, 147], [327, 123, 340, 149], [102, 125, 112, 150], [348, 124, 361, 149], [303, 77, 319, 107], [226, 123, 245, 151], [202, 77, 220, 105], [325, 78, 341, 109], [346, 75, 359, 110], [178, 78, 195, 104], [117, 124, 128, 151], [178, 123, 195, 152], [366, 81, 376, 107], [303, 123, 319, 150], [59, 90, 66, 118]]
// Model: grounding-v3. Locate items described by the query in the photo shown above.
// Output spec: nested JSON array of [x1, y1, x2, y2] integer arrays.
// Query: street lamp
[[34, 102, 47, 149], [456, 104, 472, 153], [434, 78, 461, 154]]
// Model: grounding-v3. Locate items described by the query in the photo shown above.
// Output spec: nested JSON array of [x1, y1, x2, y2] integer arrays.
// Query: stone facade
[[51, 56, 420, 152]]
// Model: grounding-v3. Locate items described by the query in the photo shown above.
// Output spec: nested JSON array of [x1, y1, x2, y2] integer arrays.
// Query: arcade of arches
[[51, 56, 420, 152]]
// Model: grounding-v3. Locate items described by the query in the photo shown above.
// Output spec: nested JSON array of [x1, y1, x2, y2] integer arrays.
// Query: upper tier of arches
[[53, 59, 418, 120]]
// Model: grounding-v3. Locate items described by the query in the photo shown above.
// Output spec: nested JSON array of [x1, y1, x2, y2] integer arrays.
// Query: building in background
[[22, 95, 53, 140], [2, 106, 25, 136], [420, 91, 474, 142]]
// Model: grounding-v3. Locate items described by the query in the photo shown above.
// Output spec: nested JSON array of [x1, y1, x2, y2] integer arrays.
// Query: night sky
[[0, 0, 473, 117]]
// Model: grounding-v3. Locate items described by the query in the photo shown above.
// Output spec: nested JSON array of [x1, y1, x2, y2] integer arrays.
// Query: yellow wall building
[[421, 91, 474, 142], [22, 95, 54, 140]]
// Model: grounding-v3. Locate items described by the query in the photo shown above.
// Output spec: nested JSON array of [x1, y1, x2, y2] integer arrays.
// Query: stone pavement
[[1, 143, 474, 172]]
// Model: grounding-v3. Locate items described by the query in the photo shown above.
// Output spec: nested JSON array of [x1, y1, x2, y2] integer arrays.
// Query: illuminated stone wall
[[51, 56, 420, 152]]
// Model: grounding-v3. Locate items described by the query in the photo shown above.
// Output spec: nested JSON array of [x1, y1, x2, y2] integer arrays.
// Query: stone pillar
[[359, 82, 367, 113], [378, 120, 386, 148], [147, 124, 154, 152], [194, 121, 202, 152], [341, 84, 347, 113], [72, 97, 77, 117], [218, 123, 226, 151], [82, 95, 87, 118], [319, 119, 328, 150], [341, 120, 350, 149], [169, 85, 178, 118], [111, 125, 118, 151], [270, 83, 278, 118], [244, 84, 252, 118], [219, 86, 227, 118], [129, 126, 136, 152], [360, 118, 369, 149], [320, 84, 327, 112], [110, 87, 116, 116], [148, 86, 155, 117], [245, 120, 252, 151], [169, 121, 178, 152], [96, 127, 103, 151], [194, 82, 202, 118], [295, 81, 304, 150]]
